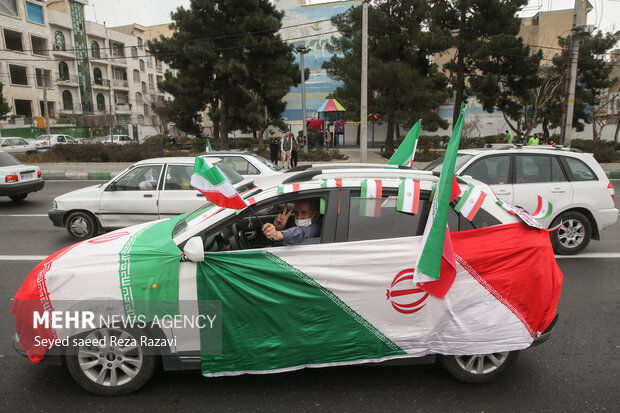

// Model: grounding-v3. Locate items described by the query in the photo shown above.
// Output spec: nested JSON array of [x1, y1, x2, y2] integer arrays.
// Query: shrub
[[570, 139, 620, 163], [16, 143, 193, 163]]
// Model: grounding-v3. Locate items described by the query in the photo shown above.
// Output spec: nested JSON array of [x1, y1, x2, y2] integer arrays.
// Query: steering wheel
[[232, 223, 250, 250]]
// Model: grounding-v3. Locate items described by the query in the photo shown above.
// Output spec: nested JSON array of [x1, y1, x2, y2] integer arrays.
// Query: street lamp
[[296, 46, 311, 153]]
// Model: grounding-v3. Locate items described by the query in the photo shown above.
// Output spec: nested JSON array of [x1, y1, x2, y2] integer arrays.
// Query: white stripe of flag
[[396, 178, 420, 214], [277, 184, 300, 194]]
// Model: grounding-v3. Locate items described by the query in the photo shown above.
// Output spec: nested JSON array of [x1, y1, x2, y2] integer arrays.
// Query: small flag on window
[[454, 183, 486, 221], [396, 178, 421, 214], [277, 184, 300, 194], [360, 179, 383, 217]]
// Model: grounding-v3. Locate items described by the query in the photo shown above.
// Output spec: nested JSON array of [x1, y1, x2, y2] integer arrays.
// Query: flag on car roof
[[396, 178, 420, 214], [191, 157, 248, 210], [321, 179, 343, 214], [388, 119, 421, 167], [360, 179, 383, 217], [414, 103, 466, 298], [454, 183, 487, 221], [205, 139, 212, 152], [277, 184, 300, 194], [531, 195, 553, 220]]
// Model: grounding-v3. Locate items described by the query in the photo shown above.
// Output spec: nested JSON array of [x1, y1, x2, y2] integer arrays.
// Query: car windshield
[[424, 154, 474, 173], [253, 154, 282, 172], [0, 151, 22, 167]]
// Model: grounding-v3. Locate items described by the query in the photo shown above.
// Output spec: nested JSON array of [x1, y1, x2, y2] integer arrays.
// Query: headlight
[[52, 199, 57, 209]]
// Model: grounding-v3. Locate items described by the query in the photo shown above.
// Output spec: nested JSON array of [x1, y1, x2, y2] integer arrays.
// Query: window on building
[[9, 65, 28, 85], [14, 99, 32, 117], [131, 46, 138, 59], [31, 35, 48, 56], [62, 90, 73, 110], [93, 67, 103, 85], [39, 101, 55, 118], [135, 92, 143, 105], [146, 54, 153, 68], [139, 59, 145, 72], [137, 114, 144, 125], [96, 93, 105, 111], [54, 31, 65, 51], [143, 103, 150, 116], [0, 0, 19, 17], [58, 61, 69, 81], [141, 81, 147, 94], [137, 37, 143, 50], [35, 68, 51, 87], [4, 29, 24, 52], [111, 42, 124, 57], [25, 1, 44, 24], [91, 40, 100, 58], [148, 74, 154, 89], [133, 69, 140, 83]]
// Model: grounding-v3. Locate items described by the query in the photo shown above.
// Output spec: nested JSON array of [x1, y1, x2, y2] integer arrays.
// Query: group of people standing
[[269, 131, 299, 169], [505, 130, 555, 146]]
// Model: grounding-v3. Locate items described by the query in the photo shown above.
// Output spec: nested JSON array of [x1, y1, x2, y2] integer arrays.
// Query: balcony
[[56, 74, 79, 87], [91, 79, 110, 89], [110, 54, 126, 66], [156, 64, 163, 73], [115, 103, 132, 113], [52, 42, 75, 57], [90, 50, 108, 62], [112, 79, 129, 89]]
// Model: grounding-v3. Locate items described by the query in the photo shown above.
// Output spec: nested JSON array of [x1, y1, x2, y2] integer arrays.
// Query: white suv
[[425, 146, 617, 254]]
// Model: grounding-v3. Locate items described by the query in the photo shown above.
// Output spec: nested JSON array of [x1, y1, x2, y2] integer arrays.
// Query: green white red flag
[[388, 119, 421, 167], [277, 184, 300, 194], [396, 178, 421, 214], [413, 103, 466, 298], [360, 179, 383, 217], [191, 157, 248, 210], [454, 183, 487, 221], [321, 179, 343, 214], [531, 195, 553, 219]]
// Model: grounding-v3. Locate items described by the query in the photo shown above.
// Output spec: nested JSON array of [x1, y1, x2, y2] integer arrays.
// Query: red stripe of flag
[[412, 179, 420, 214], [532, 195, 543, 216], [465, 192, 487, 220]]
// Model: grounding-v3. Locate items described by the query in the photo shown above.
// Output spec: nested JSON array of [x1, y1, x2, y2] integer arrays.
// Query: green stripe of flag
[[454, 184, 474, 212]]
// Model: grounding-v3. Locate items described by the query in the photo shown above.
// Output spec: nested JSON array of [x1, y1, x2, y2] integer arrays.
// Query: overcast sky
[[83, 0, 619, 32]]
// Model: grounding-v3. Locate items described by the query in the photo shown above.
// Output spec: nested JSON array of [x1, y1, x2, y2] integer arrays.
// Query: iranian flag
[[321, 179, 343, 188], [388, 119, 421, 167], [413, 103, 466, 297], [396, 178, 421, 214], [360, 179, 383, 217], [531, 195, 553, 219], [191, 157, 248, 210], [277, 184, 300, 194], [454, 183, 487, 221]]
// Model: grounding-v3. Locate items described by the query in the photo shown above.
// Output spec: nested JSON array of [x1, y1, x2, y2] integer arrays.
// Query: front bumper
[[532, 314, 558, 347], [0, 180, 44, 196], [48, 209, 67, 227]]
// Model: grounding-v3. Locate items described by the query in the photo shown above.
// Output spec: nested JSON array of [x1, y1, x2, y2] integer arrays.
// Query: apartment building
[[1, 0, 171, 139], [0, 0, 57, 124]]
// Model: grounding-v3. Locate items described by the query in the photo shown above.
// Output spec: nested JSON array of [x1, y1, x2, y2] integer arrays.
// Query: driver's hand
[[274, 204, 293, 230], [262, 223, 283, 241]]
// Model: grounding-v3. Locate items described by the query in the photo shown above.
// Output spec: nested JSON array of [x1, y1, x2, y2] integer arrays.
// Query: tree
[[428, 0, 529, 129], [324, 1, 450, 153], [0, 83, 10, 117], [148, 0, 301, 150]]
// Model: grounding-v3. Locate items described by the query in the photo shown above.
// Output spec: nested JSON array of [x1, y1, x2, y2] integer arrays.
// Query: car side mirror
[[106, 182, 117, 191], [183, 236, 205, 262]]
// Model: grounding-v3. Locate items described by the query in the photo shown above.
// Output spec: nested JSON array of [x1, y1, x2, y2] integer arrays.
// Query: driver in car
[[262, 199, 321, 245]]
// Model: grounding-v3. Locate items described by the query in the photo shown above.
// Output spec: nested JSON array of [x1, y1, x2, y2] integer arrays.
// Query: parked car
[[14, 166, 562, 395], [0, 137, 37, 154], [48, 157, 247, 240], [33, 134, 80, 149], [0, 151, 44, 201], [101, 134, 136, 145], [200, 150, 282, 179], [424, 146, 618, 254]]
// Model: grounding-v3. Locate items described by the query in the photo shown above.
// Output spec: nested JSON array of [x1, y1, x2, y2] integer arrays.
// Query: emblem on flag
[[386, 269, 429, 314]]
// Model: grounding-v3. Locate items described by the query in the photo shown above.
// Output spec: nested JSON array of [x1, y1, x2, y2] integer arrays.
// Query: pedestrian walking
[[506, 130, 513, 144], [290, 135, 298, 168], [281, 132, 293, 168], [269, 132, 280, 165]]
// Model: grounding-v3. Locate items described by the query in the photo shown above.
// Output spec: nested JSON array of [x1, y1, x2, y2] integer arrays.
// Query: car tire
[[440, 351, 519, 384], [9, 194, 27, 202], [550, 211, 592, 255], [65, 327, 157, 396], [66, 211, 98, 240]]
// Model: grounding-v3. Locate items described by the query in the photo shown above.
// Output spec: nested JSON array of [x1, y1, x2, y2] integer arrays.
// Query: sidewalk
[[38, 151, 620, 180]]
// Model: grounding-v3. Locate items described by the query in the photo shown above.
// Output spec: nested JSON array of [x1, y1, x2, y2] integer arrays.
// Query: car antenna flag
[[191, 157, 248, 210], [387, 119, 421, 167]]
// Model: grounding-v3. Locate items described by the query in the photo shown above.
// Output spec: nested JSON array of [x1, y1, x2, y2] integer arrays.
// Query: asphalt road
[[0, 181, 618, 412]]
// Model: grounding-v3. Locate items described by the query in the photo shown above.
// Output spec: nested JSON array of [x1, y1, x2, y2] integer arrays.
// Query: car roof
[[133, 156, 223, 165], [198, 150, 255, 156], [459, 145, 586, 156]]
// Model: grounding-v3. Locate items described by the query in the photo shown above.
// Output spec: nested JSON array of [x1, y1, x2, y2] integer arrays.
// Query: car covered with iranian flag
[[11, 166, 562, 395]]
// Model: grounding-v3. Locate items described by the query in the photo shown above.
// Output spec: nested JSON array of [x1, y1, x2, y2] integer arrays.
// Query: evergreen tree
[[0, 83, 10, 117], [324, 1, 450, 153], [148, 0, 301, 149]]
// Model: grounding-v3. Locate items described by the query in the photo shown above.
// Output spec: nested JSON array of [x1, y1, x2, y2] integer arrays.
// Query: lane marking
[[0, 255, 47, 261], [555, 252, 620, 259], [0, 214, 48, 217]]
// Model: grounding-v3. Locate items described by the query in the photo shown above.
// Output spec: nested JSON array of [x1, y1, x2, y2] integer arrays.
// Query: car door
[[460, 154, 513, 204], [158, 163, 210, 219], [512, 154, 572, 225], [98, 164, 163, 228]]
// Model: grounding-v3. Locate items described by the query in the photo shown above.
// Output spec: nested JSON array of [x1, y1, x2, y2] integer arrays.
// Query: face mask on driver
[[295, 212, 315, 227]]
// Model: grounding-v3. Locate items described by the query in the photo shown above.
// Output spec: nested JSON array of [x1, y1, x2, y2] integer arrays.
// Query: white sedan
[[0, 137, 37, 154], [0, 151, 44, 201], [48, 157, 247, 239], [201, 151, 282, 179]]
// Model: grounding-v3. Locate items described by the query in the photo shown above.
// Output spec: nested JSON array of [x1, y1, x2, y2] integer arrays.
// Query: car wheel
[[66, 327, 157, 396], [66, 211, 97, 240], [550, 211, 591, 255], [9, 194, 28, 202], [440, 351, 519, 384]]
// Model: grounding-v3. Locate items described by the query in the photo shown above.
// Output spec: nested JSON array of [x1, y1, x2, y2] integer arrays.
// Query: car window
[[347, 191, 429, 241], [0, 151, 21, 166], [57, 136, 66, 142], [515, 154, 564, 184], [221, 156, 260, 175], [0, 140, 9, 147], [66, 136, 77, 143], [213, 161, 244, 185], [164, 164, 193, 190], [562, 157, 597, 181], [114, 164, 163, 191], [425, 154, 474, 173], [462, 155, 510, 185], [254, 154, 282, 171]]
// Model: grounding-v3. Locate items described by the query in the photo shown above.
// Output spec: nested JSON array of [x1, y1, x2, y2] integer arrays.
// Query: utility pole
[[296, 46, 311, 153], [561, 0, 587, 146], [43, 74, 50, 135], [360, 0, 369, 163]]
